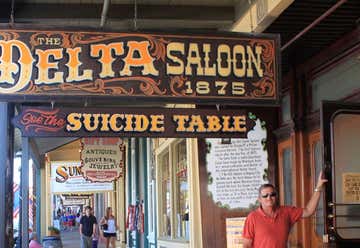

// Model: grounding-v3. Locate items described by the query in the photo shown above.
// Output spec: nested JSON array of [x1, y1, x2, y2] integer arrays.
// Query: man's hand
[[315, 170, 328, 190], [303, 170, 328, 218]]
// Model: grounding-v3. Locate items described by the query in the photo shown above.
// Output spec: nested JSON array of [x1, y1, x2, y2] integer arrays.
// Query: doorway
[[322, 101, 360, 246]]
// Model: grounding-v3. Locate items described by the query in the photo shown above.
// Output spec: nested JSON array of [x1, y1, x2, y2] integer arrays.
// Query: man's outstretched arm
[[302, 170, 328, 218]]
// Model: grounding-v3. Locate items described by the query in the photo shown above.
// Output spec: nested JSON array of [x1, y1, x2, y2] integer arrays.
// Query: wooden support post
[[0, 103, 5, 248], [20, 137, 30, 247], [0, 102, 13, 248], [36, 163, 42, 240]]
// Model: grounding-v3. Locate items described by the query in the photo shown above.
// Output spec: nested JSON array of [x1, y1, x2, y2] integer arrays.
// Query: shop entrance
[[14, 122, 198, 248], [322, 101, 360, 246], [14, 136, 128, 248], [45, 138, 125, 248]]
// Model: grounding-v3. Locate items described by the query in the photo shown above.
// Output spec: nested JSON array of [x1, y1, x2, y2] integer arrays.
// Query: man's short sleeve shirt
[[80, 215, 97, 237], [242, 206, 303, 248]]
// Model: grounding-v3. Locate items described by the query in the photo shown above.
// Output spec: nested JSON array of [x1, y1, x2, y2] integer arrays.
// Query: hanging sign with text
[[0, 28, 279, 105], [80, 137, 125, 182], [206, 115, 268, 209], [13, 106, 257, 138], [343, 173, 360, 203], [51, 161, 113, 193]]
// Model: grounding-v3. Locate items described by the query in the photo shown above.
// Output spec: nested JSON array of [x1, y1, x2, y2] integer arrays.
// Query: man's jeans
[[80, 234, 92, 248]]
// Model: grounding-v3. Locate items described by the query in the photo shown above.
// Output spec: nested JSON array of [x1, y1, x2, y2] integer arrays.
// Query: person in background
[[29, 232, 42, 248], [79, 206, 97, 248], [60, 212, 67, 231], [68, 211, 74, 231], [242, 171, 327, 248], [99, 207, 118, 248], [76, 212, 81, 227]]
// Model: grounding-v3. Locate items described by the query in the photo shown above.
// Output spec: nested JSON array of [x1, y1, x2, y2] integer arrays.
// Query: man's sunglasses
[[261, 192, 277, 198]]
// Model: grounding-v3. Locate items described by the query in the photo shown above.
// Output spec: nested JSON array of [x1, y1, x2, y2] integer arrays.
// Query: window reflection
[[160, 150, 171, 237], [158, 139, 189, 241], [174, 140, 188, 239], [333, 113, 360, 239], [314, 141, 324, 236], [282, 148, 292, 205]]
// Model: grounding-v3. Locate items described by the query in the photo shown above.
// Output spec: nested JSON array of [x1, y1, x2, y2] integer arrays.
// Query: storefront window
[[314, 141, 324, 236], [282, 148, 293, 205], [160, 150, 171, 237], [281, 94, 291, 124], [174, 140, 188, 239], [157, 139, 189, 241], [332, 113, 360, 239]]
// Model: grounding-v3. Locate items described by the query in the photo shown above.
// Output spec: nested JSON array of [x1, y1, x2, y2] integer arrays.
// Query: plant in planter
[[48, 226, 60, 236], [44, 227, 63, 248]]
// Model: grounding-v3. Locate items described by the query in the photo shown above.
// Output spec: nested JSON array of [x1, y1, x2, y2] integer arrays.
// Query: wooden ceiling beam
[[0, 3, 233, 24]]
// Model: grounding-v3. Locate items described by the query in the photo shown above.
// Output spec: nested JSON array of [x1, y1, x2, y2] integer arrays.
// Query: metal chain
[[134, 0, 138, 30], [248, 0, 254, 32], [10, 0, 15, 26]]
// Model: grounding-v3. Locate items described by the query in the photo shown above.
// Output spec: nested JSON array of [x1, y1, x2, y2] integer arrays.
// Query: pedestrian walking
[[99, 207, 118, 248], [79, 206, 97, 248]]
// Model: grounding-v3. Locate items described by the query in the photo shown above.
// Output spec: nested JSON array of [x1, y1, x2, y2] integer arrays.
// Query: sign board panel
[[343, 173, 360, 203], [206, 115, 268, 209], [50, 161, 113, 193], [13, 106, 258, 138], [61, 194, 91, 205], [0, 28, 279, 105], [226, 217, 246, 248], [80, 138, 125, 182]]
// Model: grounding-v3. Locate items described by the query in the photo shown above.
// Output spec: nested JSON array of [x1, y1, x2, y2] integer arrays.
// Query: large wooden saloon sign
[[0, 28, 279, 104]]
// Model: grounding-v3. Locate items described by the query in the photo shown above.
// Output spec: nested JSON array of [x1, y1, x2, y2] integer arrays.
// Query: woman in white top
[[100, 207, 118, 248]]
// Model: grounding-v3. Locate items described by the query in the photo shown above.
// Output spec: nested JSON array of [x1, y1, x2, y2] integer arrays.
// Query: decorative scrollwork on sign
[[61, 33, 72, 48], [170, 76, 195, 96], [20, 81, 39, 94], [57, 81, 108, 94], [137, 77, 166, 96], [22, 77, 167, 96], [0, 31, 19, 41], [250, 77, 275, 97], [254, 40, 275, 78], [148, 37, 169, 62], [249, 39, 276, 97], [70, 33, 120, 46], [90, 78, 134, 95], [70, 33, 169, 61]]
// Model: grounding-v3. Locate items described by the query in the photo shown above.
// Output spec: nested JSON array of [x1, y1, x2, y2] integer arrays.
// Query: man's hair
[[258, 183, 279, 207], [258, 183, 277, 196], [85, 206, 92, 211]]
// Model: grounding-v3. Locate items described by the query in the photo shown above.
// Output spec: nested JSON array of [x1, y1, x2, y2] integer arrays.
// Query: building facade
[[0, 1, 359, 247]]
